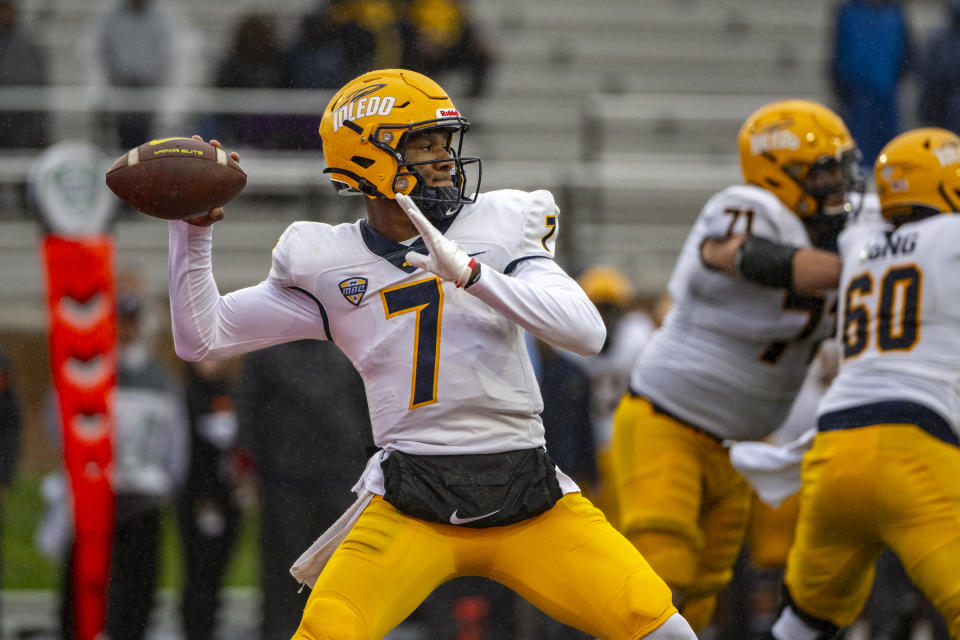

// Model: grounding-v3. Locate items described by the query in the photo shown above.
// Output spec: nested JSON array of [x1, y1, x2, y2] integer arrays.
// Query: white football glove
[[396, 193, 477, 288]]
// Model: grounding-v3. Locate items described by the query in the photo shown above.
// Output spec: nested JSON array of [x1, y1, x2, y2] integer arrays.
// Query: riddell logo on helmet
[[933, 144, 960, 168], [437, 109, 460, 118], [750, 130, 800, 155]]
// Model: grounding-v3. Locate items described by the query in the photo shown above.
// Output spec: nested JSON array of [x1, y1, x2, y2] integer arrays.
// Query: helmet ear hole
[[393, 173, 417, 194], [783, 163, 806, 181]]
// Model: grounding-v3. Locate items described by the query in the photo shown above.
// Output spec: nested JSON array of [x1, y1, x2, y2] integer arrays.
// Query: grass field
[[2, 473, 260, 590]]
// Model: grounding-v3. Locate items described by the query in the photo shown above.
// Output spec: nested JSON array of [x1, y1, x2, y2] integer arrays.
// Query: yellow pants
[[294, 492, 677, 640], [594, 445, 621, 527], [611, 395, 752, 631], [748, 492, 799, 570], [785, 425, 960, 637]]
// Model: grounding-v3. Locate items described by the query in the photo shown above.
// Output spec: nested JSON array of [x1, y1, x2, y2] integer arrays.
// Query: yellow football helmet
[[738, 99, 861, 220], [319, 68, 481, 221], [875, 127, 960, 221], [577, 265, 635, 307]]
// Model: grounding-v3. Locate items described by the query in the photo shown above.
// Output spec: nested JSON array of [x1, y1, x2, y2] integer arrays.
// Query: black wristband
[[733, 235, 798, 289]]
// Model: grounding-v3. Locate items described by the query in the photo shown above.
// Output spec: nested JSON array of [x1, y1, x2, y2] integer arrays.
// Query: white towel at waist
[[289, 489, 375, 589], [728, 428, 815, 508]]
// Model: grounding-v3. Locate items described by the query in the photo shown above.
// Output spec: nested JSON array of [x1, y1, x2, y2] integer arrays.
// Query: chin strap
[[410, 184, 462, 222]]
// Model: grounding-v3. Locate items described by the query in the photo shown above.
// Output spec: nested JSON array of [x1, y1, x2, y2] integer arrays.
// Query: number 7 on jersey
[[381, 277, 444, 409]]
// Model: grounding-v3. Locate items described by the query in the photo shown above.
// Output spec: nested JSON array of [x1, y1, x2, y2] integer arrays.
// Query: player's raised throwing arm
[[167, 220, 328, 361]]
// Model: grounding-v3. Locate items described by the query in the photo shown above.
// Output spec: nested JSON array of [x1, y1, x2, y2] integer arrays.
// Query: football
[[105, 137, 247, 220]]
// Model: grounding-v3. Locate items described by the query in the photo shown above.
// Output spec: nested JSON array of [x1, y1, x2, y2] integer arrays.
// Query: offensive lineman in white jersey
[[769, 128, 960, 639], [609, 99, 861, 631], [166, 69, 695, 640]]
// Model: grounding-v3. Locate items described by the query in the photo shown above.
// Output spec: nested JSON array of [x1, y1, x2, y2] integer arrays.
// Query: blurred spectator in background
[[0, 0, 49, 149], [103, 278, 189, 640], [177, 358, 245, 640], [236, 340, 372, 640], [565, 265, 654, 524], [215, 13, 287, 91], [916, 0, 960, 134], [829, 0, 911, 167], [212, 12, 293, 149], [288, 1, 375, 90], [338, 0, 403, 70], [0, 348, 22, 501], [210, 2, 407, 150], [399, 0, 494, 98], [283, 0, 382, 151], [54, 274, 189, 640], [92, 0, 178, 150], [0, 347, 22, 625]]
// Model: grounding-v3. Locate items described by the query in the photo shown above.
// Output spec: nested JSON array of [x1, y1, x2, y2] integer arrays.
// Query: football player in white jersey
[[769, 128, 960, 639], [165, 69, 696, 640], [609, 99, 862, 631]]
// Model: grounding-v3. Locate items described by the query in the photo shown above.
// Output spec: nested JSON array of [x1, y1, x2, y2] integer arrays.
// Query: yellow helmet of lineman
[[577, 265, 635, 306], [738, 99, 861, 219], [318, 68, 481, 221], [875, 127, 960, 220]]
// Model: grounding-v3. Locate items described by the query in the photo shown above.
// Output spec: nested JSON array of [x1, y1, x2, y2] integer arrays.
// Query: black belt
[[629, 388, 724, 444], [818, 401, 959, 448]]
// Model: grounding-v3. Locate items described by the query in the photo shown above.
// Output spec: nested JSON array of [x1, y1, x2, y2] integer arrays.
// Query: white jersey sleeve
[[167, 221, 329, 361]]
